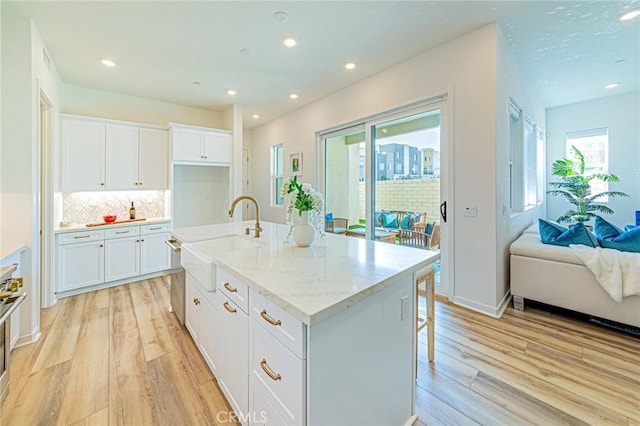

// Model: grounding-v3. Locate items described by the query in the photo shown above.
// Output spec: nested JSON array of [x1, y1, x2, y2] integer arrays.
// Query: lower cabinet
[[217, 294, 248, 421], [105, 235, 140, 282], [56, 222, 171, 295], [185, 274, 219, 374]]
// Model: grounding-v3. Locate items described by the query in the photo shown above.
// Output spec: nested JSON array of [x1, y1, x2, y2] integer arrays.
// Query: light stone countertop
[[173, 221, 440, 326], [54, 217, 172, 234]]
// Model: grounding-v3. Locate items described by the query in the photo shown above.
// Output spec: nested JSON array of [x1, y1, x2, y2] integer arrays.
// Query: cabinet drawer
[[250, 322, 305, 426], [218, 267, 248, 313], [249, 386, 286, 426], [57, 230, 105, 245], [141, 223, 171, 234], [250, 291, 305, 359], [104, 226, 140, 239]]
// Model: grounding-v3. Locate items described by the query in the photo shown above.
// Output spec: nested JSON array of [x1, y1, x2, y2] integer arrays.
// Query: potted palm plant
[[547, 146, 628, 224]]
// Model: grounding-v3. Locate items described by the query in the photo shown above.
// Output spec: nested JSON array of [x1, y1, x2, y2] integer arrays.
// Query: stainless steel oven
[[165, 238, 185, 324], [0, 264, 26, 401]]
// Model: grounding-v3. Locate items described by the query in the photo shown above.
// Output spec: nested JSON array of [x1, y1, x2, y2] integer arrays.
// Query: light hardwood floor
[[2, 277, 639, 425]]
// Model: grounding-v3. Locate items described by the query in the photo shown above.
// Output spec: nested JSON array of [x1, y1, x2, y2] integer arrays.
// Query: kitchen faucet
[[228, 195, 262, 238]]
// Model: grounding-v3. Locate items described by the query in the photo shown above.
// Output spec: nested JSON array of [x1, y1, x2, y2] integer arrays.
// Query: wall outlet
[[464, 205, 477, 217], [400, 295, 409, 321]]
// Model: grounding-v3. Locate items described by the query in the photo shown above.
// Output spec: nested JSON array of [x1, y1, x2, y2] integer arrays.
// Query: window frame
[[270, 143, 284, 207], [565, 127, 609, 201]]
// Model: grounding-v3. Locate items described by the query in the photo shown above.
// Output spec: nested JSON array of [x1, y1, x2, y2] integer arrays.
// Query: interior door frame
[[317, 94, 454, 297]]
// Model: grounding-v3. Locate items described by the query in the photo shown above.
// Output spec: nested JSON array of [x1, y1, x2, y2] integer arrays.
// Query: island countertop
[[172, 221, 439, 325]]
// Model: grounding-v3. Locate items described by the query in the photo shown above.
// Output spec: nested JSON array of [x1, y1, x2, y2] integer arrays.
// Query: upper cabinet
[[62, 118, 106, 191], [61, 115, 168, 191], [170, 123, 232, 165]]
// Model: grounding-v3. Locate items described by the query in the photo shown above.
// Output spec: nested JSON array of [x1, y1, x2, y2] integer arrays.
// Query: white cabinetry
[[170, 123, 232, 165], [61, 118, 106, 191], [55, 222, 171, 296], [57, 230, 105, 292], [185, 274, 219, 375], [61, 115, 168, 191], [217, 269, 249, 420]]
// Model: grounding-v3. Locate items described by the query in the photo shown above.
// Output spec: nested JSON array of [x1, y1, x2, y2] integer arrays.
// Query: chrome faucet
[[229, 195, 262, 238]]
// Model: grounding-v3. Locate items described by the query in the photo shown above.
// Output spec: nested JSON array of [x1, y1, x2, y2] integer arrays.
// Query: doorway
[[39, 91, 54, 308], [319, 98, 451, 296]]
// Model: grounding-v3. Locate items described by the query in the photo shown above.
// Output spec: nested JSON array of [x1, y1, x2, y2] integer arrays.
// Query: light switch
[[464, 206, 477, 217]]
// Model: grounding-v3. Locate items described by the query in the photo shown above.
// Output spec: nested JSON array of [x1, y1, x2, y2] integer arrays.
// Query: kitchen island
[[172, 221, 439, 426]]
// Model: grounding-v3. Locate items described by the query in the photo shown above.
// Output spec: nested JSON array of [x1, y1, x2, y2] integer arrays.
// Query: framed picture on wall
[[290, 152, 302, 175]]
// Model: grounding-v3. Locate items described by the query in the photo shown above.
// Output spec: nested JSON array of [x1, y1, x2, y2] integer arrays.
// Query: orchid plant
[[281, 175, 324, 242]]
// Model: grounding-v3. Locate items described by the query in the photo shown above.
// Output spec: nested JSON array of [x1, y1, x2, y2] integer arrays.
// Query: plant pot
[[293, 211, 315, 247]]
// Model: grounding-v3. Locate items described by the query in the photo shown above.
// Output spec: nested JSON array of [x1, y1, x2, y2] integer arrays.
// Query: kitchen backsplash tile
[[63, 191, 165, 224]]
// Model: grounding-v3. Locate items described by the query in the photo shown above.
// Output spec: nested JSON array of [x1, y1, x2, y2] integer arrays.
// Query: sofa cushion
[[400, 213, 411, 230], [594, 216, 640, 253], [374, 211, 384, 228], [538, 219, 598, 248], [510, 232, 585, 265], [382, 212, 398, 228]]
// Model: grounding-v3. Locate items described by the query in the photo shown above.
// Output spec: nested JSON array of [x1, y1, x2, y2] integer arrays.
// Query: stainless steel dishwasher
[[165, 238, 185, 324]]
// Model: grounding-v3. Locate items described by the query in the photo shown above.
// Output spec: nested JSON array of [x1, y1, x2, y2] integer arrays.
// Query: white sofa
[[510, 225, 640, 328]]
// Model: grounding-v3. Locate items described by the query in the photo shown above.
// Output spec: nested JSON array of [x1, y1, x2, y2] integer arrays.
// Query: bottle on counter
[[129, 202, 136, 220]]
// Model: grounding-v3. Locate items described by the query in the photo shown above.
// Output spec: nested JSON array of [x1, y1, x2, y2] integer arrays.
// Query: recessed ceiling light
[[345, 62, 356, 70], [252, 114, 260, 119], [620, 9, 640, 21], [226, 89, 237, 96], [283, 36, 297, 47], [273, 11, 289, 23], [289, 93, 299, 99], [605, 82, 621, 89], [100, 59, 116, 67]]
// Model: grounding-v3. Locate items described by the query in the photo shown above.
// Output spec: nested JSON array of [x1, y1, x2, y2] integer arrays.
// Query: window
[[509, 100, 523, 212], [271, 144, 284, 206], [524, 117, 537, 207], [566, 127, 609, 200]]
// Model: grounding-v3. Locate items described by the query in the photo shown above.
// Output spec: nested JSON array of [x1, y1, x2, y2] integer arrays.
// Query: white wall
[[495, 25, 546, 311], [63, 84, 223, 128], [250, 25, 510, 316], [546, 92, 640, 227], [1, 6, 65, 345]]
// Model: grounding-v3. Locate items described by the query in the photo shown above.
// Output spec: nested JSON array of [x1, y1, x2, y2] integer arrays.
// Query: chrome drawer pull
[[223, 282, 237, 293], [223, 301, 237, 314], [260, 359, 281, 381], [260, 309, 282, 326]]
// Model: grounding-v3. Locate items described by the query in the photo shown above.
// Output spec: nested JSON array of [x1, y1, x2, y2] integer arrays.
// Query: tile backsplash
[[63, 191, 166, 225]]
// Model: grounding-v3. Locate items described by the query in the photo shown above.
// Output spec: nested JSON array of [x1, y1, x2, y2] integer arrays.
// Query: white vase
[[293, 211, 315, 247]]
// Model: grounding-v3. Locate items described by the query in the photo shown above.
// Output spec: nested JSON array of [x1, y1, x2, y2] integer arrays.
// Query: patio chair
[[326, 217, 348, 234]]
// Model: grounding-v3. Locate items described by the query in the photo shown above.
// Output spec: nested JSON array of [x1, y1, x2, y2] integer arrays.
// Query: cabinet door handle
[[149, 227, 161, 230], [134, 182, 139, 186], [260, 359, 281, 381], [223, 282, 237, 293], [260, 309, 282, 327], [99, 244, 104, 248], [74, 235, 90, 239], [139, 182, 143, 186], [193, 297, 200, 306], [223, 301, 237, 314], [100, 182, 105, 186], [116, 231, 129, 234]]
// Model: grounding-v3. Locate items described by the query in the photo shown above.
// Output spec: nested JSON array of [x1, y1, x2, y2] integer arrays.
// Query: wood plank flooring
[[2, 277, 639, 425]]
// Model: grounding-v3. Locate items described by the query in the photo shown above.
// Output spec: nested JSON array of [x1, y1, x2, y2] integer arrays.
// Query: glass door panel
[[323, 127, 366, 237]]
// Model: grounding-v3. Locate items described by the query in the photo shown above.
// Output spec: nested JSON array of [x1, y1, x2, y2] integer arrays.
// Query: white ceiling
[[6, 1, 639, 129]]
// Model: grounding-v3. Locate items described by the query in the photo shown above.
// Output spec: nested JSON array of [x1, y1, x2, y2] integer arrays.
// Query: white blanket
[[569, 244, 640, 302]]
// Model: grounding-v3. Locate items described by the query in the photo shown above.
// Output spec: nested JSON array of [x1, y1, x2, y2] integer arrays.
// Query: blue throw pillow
[[325, 212, 333, 222], [594, 215, 640, 253], [374, 211, 383, 227], [538, 219, 598, 248], [400, 213, 411, 230], [382, 212, 398, 228]]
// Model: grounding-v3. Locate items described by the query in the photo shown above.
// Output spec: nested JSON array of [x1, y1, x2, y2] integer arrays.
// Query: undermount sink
[[181, 235, 260, 292]]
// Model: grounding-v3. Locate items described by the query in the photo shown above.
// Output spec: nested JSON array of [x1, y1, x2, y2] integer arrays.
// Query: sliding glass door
[[320, 101, 449, 295]]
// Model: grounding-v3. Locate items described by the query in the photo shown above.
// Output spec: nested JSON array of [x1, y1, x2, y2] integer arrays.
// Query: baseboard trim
[[12, 327, 41, 349], [54, 270, 169, 299], [452, 291, 511, 318]]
